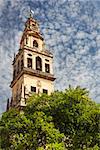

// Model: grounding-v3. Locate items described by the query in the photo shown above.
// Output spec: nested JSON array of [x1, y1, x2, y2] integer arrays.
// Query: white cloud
[[76, 31, 87, 39]]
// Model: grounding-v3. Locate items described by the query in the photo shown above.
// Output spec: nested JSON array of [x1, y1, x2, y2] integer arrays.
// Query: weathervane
[[29, 8, 34, 18]]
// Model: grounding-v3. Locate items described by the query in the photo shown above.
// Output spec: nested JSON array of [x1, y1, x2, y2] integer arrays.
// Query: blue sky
[[0, 0, 100, 114]]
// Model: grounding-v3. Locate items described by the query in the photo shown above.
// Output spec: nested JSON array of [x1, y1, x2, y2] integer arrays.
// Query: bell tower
[[9, 15, 55, 110]]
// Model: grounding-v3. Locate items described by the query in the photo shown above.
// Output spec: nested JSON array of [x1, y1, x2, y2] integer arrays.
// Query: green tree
[[0, 106, 65, 149], [0, 86, 99, 149]]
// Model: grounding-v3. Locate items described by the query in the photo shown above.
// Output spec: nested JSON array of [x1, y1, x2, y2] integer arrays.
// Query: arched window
[[36, 56, 42, 71], [21, 55, 24, 70], [27, 58, 32, 68], [21, 59, 24, 70], [17, 60, 20, 74], [13, 65, 16, 79], [45, 63, 50, 73], [33, 40, 38, 48], [26, 37, 28, 45]]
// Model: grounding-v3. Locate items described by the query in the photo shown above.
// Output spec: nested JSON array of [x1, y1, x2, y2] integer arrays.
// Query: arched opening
[[36, 56, 42, 71], [27, 58, 32, 68], [26, 37, 28, 44], [33, 40, 38, 48], [13, 65, 16, 79], [45, 63, 50, 73], [17, 60, 20, 74]]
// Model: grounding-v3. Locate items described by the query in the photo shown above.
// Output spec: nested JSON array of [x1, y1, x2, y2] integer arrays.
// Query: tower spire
[[10, 13, 55, 110]]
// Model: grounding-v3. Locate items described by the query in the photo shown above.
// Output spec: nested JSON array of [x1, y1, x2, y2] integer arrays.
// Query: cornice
[[10, 67, 56, 88], [24, 46, 53, 58]]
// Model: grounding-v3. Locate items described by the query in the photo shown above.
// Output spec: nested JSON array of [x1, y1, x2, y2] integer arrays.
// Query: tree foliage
[[0, 86, 99, 149]]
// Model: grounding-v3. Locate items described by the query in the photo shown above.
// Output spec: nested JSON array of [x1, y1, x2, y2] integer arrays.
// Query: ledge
[[24, 46, 53, 58], [10, 67, 56, 88], [24, 67, 56, 81]]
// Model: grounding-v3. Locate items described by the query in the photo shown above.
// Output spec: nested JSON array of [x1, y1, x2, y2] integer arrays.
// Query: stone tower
[[9, 15, 55, 110]]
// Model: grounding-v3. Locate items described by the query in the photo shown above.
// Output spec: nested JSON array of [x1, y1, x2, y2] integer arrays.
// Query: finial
[[29, 8, 34, 18]]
